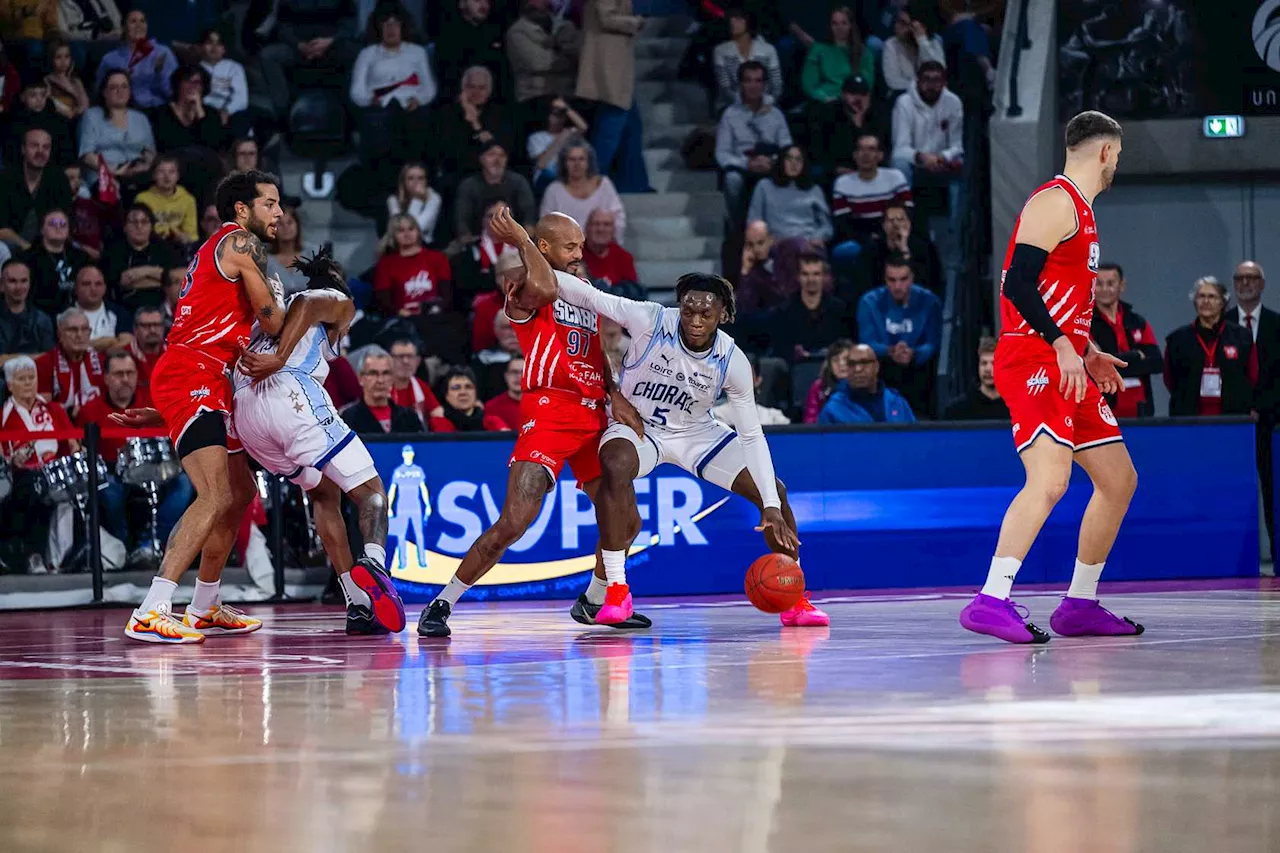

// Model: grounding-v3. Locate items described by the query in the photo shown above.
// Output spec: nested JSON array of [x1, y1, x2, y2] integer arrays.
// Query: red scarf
[[478, 234, 507, 271], [53, 346, 104, 409], [129, 340, 167, 388], [127, 38, 155, 71], [2, 395, 63, 470]]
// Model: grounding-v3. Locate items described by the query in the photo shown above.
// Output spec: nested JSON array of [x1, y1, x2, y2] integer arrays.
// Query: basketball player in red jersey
[[417, 209, 648, 637], [122, 170, 285, 643], [960, 111, 1144, 644]]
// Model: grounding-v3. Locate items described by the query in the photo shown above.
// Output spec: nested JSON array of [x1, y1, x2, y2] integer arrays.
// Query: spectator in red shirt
[[581, 208, 639, 291], [374, 212, 465, 363], [127, 306, 166, 391], [429, 366, 509, 432], [76, 349, 194, 552], [484, 355, 523, 429], [388, 337, 442, 424], [374, 213, 454, 316], [35, 307, 105, 419], [1090, 262, 1161, 418], [1, 354, 77, 574]]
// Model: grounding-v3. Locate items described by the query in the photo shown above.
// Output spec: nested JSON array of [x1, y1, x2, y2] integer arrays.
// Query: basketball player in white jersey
[[552, 270, 829, 627], [234, 249, 405, 635], [117, 250, 406, 635]]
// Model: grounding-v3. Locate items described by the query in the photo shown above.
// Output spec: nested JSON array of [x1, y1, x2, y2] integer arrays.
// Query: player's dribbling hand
[[1084, 347, 1127, 395], [240, 350, 287, 381], [109, 407, 164, 428], [755, 507, 800, 554], [611, 391, 645, 439], [1054, 337, 1088, 403], [488, 205, 530, 246]]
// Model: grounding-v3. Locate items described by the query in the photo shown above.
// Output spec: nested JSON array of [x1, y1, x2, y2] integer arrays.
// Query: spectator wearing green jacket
[[801, 6, 876, 105]]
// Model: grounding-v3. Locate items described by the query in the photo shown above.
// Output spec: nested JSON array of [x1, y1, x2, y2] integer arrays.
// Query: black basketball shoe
[[417, 599, 453, 637], [346, 604, 390, 636], [569, 593, 653, 629]]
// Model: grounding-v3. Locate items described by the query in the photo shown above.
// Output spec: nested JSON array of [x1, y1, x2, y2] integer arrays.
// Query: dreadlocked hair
[[674, 272, 736, 324], [291, 243, 351, 297]]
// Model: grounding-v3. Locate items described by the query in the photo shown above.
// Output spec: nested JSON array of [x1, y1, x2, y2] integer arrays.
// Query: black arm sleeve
[[1003, 244, 1063, 345]]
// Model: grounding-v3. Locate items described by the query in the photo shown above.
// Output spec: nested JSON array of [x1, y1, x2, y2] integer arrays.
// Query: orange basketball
[[744, 554, 805, 613]]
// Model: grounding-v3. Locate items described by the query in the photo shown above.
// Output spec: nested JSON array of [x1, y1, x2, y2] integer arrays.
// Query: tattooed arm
[[239, 291, 355, 380], [219, 230, 285, 336]]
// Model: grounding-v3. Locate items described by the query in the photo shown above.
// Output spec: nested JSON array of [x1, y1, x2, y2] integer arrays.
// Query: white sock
[[1067, 559, 1104, 600], [339, 571, 371, 608], [364, 543, 386, 567], [980, 556, 1022, 600], [602, 550, 627, 586], [189, 579, 221, 614], [585, 573, 608, 605], [436, 575, 471, 607], [139, 577, 177, 614]]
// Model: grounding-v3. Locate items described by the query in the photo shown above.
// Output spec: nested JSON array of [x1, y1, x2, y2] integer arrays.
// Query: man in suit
[[1227, 260, 1280, 558]]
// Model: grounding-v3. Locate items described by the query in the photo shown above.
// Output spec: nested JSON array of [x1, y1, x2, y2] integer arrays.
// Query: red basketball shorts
[[149, 347, 242, 452], [995, 337, 1123, 453], [509, 389, 607, 485]]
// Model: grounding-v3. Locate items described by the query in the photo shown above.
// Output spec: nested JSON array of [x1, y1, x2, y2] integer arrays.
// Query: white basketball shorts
[[232, 371, 377, 492], [600, 417, 744, 491]]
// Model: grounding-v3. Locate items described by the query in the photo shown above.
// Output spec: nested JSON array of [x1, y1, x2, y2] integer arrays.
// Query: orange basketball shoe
[[183, 604, 264, 636], [125, 602, 206, 644], [595, 583, 634, 625], [780, 593, 830, 627]]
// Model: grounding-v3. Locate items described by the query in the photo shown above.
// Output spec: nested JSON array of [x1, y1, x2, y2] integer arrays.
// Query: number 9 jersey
[[506, 274, 610, 485]]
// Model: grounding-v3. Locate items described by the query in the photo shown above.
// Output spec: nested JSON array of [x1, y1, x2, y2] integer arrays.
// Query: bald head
[[847, 343, 879, 390], [745, 220, 772, 262], [1233, 260, 1266, 310], [535, 212, 584, 274]]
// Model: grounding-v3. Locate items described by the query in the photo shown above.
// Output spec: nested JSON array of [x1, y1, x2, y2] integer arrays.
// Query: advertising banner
[[370, 422, 1259, 603]]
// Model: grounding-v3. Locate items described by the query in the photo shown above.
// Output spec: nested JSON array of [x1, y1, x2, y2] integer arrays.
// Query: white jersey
[[232, 290, 341, 393], [553, 271, 781, 508]]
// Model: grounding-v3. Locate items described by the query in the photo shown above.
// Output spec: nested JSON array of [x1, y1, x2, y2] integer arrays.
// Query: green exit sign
[[1203, 115, 1245, 138]]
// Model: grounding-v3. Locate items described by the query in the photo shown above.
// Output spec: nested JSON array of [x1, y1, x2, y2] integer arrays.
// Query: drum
[[117, 438, 181, 487], [37, 451, 110, 503]]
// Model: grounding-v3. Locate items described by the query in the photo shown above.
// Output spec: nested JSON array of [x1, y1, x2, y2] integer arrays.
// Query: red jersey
[[999, 175, 1099, 357], [373, 249, 453, 315], [167, 222, 256, 368], [510, 291, 607, 402]]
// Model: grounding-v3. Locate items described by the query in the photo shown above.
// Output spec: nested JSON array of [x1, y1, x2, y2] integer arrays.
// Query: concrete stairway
[[628, 16, 722, 304]]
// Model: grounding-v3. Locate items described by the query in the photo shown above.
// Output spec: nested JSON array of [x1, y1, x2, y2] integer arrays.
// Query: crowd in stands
[[0, 0, 1274, 576]]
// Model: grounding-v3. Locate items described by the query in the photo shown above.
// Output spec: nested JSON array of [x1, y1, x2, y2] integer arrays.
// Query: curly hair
[[674, 272, 736, 324], [291, 244, 351, 297]]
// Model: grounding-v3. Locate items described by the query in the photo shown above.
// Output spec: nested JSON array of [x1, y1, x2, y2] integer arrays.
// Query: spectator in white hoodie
[[890, 61, 963, 186], [198, 28, 251, 139], [350, 0, 437, 169]]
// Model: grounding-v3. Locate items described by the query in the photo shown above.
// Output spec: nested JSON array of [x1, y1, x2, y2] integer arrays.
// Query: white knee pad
[[321, 435, 379, 493]]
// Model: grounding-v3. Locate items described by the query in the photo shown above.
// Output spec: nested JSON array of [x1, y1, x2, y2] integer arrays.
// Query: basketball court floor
[[2, 580, 1279, 852]]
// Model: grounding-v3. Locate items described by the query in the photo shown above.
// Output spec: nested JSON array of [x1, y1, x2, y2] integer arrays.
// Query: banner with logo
[[1058, 0, 1280, 120], [370, 421, 1258, 603]]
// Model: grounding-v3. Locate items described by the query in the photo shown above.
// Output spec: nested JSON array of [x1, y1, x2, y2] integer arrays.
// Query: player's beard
[[246, 213, 277, 244], [1100, 161, 1116, 191]]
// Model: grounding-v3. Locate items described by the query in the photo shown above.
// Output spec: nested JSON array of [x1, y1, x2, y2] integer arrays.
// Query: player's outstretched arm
[[723, 347, 798, 550], [552, 269, 661, 334], [221, 230, 285, 336]]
